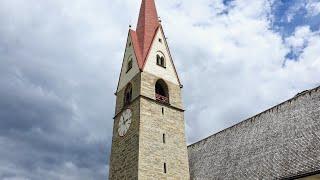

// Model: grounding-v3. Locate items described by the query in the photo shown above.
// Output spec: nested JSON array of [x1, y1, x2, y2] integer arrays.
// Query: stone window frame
[[156, 51, 166, 68]]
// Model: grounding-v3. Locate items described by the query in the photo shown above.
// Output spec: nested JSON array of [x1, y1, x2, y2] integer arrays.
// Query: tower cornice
[[113, 94, 185, 119]]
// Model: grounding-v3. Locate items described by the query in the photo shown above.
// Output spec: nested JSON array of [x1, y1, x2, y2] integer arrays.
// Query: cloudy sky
[[0, 0, 319, 179]]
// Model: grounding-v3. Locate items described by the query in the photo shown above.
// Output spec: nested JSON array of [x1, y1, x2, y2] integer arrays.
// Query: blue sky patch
[[270, 0, 320, 37], [269, 0, 320, 61], [223, 0, 235, 6], [285, 41, 308, 61]]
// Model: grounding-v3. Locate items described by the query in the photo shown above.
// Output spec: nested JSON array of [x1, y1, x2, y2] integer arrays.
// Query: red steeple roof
[[132, 0, 160, 69]]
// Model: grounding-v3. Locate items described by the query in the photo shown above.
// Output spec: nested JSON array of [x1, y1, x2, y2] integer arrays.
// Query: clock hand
[[124, 118, 131, 123]]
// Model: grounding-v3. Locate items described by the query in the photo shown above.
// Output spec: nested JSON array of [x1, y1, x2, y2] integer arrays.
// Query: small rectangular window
[[163, 133, 166, 144], [162, 107, 164, 115], [164, 163, 167, 174]]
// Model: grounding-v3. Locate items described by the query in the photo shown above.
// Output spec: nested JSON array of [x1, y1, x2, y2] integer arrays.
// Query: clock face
[[118, 109, 132, 137]]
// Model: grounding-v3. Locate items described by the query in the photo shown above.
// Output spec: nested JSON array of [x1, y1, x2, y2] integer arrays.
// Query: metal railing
[[156, 94, 169, 104]]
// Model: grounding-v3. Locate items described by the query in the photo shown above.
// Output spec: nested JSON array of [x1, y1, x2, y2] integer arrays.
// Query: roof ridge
[[188, 85, 320, 147], [135, 0, 160, 69]]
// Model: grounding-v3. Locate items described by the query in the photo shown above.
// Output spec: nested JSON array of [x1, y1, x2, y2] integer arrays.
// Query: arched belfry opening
[[124, 83, 132, 106], [155, 79, 169, 104]]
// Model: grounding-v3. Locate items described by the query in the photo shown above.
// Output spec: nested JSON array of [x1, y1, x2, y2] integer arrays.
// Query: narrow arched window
[[160, 57, 165, 66], [156, 53, 166, 68], [157, 55, 161, 66], [155, 79, 169, 104], [126, 58, 133, 73], [124, 83, 132, 105]]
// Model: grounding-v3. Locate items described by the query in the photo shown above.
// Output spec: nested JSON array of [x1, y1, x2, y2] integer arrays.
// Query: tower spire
[[110, 1, 190, 178], [136, 0, 160, 66]]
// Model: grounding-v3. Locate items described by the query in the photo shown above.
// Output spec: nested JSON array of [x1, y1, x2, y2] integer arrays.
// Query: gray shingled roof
[[188, 86, 320, 180]]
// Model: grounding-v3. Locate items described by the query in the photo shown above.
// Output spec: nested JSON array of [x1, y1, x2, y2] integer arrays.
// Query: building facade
[[108, 0, 190, 179], [188, 86, 320, 180]]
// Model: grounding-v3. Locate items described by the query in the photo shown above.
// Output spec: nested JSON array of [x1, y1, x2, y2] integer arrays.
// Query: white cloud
[[306, 0, 320, 16], [0, 0, 319, 178], [286, 26, 313, 48], [155, 0, 320, 143]]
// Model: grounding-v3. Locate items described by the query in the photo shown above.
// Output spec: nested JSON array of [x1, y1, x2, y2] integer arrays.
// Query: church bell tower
[[109, 0, 190, 179]]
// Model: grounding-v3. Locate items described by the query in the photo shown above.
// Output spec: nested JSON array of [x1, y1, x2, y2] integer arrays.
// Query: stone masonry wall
[[115, 73, 141, 115], [109, 99, 140, 180], [138, 71, 190, 179], [110, 71, 190, 179], [109, 73, 141, 180], [188, 86, 320, 179], [138, 97, 190, 180], [141, 71, 183, 109]]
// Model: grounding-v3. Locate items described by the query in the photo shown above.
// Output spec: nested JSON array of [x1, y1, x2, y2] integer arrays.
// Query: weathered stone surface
[[141, 71, 183, 109], [138, 97, 190, 180], [188, 86, 320, 180], [115, 73, 141, 116], [109, 99, 140, 180], [110, 71, 190, 180]]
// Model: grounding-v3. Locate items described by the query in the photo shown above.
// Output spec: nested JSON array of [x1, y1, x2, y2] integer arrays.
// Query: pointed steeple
[[135, 0, 160, 68]]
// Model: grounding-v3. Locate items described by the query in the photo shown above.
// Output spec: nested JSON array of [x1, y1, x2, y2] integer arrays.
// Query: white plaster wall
[[117, 34, 140, 92], [143, 28, 180, 85]]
